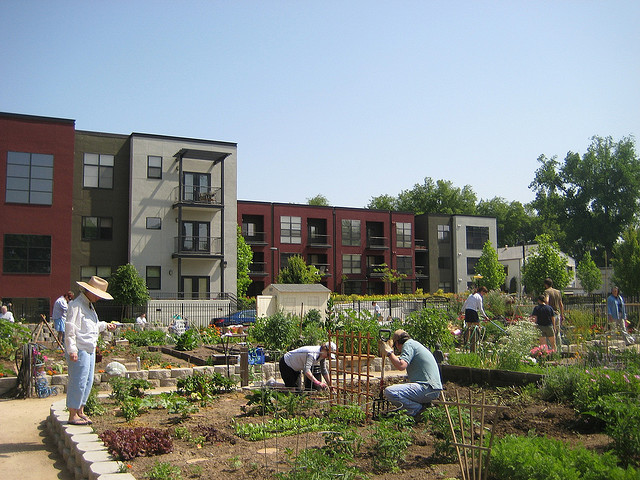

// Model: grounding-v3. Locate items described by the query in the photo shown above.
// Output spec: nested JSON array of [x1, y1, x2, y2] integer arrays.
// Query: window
[[396, 222, 412, 248], [280, 216, 302, 244], [342, 254, 361, 274], [81, 266, 112, 282], [341, 219, 361, 246], [6, 151, 54, 205], [398, 281, 413, 294], [83, 153, 114, 189], [146, 217, 161, 229], [343, 280, 361, 295], [146, 266, 161, 290], [466, 226, 489, 250], [82, 217, 113, 240], [183, 172, 210, 201], [147, 156, 162, 179], [438, 282, 452, 293], [181, 276, 210, 300], [181, 221, 210, 252], [437, 224, 450, 242], [467, 257, 479, 275], [397, 256, 412, 274], [438, 257, 451, 269], [3, 234, 51, 274]]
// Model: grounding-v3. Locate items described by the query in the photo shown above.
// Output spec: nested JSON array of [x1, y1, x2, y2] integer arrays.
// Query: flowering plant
[[32, 346, 48, 365], [530, 345, 554, 359]]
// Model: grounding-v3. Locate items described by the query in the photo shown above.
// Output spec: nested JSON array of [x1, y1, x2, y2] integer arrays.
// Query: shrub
[[539, 365, 584, 403], [0, 320, 31, 360], [573, 368, 640, 416], [248, 311, 300, 352], [404, 307, 454, 350], [122, 329, 167, 347], [176, 372, 235, 405], [371, 413, 414, 473], [84, 386, 106, 416], [495, 321, 539, 371], [588, 394, 640, 466], [175, 328, 202, 351], [109, 377, 151, 402]]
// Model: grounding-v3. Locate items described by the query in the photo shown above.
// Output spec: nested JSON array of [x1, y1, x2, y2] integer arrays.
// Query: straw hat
[[76, 276, 113, 300]]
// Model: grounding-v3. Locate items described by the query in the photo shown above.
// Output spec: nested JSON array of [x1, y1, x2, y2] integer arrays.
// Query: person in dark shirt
[[531, 294, 556, 350]]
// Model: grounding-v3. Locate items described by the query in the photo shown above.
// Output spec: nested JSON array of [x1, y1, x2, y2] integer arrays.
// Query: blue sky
[[2, 1, 638, 208]]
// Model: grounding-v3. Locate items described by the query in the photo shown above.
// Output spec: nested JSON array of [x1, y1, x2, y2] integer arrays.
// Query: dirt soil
[[89, 381, 611, 480]]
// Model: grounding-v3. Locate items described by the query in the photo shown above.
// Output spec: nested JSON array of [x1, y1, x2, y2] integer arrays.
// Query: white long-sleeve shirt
[[284, 346, 328, 375], [65, 293, 108, 355], [462, 292, 487, 318]]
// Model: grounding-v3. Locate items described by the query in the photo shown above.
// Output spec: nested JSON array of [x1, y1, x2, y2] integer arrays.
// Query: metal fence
[[332, 297, 451, 322]]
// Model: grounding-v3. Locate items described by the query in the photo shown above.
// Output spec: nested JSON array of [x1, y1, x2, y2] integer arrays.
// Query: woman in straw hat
[[65, 276, 116, 425]]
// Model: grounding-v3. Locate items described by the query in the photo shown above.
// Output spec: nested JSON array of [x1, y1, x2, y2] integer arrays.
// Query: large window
[[181, 221, 210, 252], [437, 224, 450, 242], [147, 156, 162, 179], [467, 257, 479, 275], [466, 226, 489, 250], [83, 153, 114, 189], [81, 266, 112, 281], [341, 219, 361, 246], [280, 216, 302, 244], [396, 222, 412, 248], [146, 266, 161, 290], [3, 234, 51, 274], [146, 217, 162, 230], [342, 254, 361, 274], [183, 172, 210, 201], [181, 276, 210, 299], [6, 151, 53, 205], [82, 217, 113, 240], [396, 256, 412, 275]]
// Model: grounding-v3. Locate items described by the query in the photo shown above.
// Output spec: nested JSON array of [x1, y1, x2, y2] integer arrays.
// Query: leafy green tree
[[521, 234, 572, 296], [368, 177, 477, 215], [530, 136, 640, 263], [374, 263, 407, 294], [611, 226, 640, 297], [236, 225, 252, 298], [476, 197, 536, 247], [277, 255, 321, 284], [109, 264, 150, 320], [576, 251, 602, 294], [307, 194, 330, 206], [474, 241, 506, 291]]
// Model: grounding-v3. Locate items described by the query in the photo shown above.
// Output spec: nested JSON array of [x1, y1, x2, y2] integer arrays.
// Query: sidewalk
[[0, 394, 73, 480]]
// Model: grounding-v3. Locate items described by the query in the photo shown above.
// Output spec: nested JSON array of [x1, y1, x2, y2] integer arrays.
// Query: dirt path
[[0, 395, 72, 480]]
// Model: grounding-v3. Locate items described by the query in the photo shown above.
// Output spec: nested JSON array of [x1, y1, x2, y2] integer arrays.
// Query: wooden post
[[239, 346, 249, 387]]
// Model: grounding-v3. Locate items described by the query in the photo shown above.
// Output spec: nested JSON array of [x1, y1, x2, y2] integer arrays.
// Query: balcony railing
[[173, 236, 222, 256], [367, 264, 387, 277], [249, 261, 267, 275], [243, 231, 267, 244], [313, 263, 331, 276], [307, 234, 330, 246], [172, 186, 222, 206], [366, 236, 388, 249], [415, 239, 427, 250]]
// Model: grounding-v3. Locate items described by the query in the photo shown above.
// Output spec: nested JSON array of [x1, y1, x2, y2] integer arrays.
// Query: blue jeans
[[66, 350, 95, 409], [383, 382, 440, 416]]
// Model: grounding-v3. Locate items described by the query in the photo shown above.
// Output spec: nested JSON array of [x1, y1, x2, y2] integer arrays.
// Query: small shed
[[257, 284, 331, 320]]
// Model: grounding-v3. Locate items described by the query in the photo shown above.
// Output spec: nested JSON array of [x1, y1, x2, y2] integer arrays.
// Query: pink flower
[[591, 378, 596, 382], [605, 374, 610, 380]]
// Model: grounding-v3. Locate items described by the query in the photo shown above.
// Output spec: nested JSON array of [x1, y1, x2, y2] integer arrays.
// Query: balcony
[[307, 233, 331, 248], [172, 186, 222, 208], [249, 261, 268, 276], [243, 231, 267, 246], [173, 236, 222, 258], [415, 239, 427, 250], [366, 264, 387, 277], [313, 263, 331, 277], [366, 236, 388, 249]]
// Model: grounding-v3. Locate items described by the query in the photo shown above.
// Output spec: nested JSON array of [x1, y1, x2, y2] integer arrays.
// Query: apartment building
[[238, 201, 417, 296], [0, 112, 76, 318]]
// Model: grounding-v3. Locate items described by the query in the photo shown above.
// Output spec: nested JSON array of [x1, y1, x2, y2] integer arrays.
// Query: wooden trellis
[[433, 389, 507, 480]]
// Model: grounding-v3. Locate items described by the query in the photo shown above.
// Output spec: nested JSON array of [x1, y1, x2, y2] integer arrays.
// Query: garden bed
[[89, 380, 612, 480]]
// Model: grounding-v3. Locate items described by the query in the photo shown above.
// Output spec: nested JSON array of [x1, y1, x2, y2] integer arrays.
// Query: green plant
[[227, 456, 243, 470], [495, 321, 539, 371], [539, 365, 584, 403], [176, 372, 235, 405], [0, 321, 31, 360], [326, 404, 367, 426], [84, 386, 106, 416], [322, 426, 362, 460], [233, 416, 327, 441], [175, 328, 202, 351], [123, 329, 168, 347], [276, 448, 367, 480], [145, 461, 182, 480], [404, 307, 454, 350], [421, 406, 472, 462], [248, 311, 300, 352], [490, 433, 639, 480], [109, 377, 151, 402], [370, 413, 414, 473]]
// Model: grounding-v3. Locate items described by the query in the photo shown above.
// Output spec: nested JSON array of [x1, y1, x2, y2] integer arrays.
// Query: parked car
[[210, 309, 257, 327]]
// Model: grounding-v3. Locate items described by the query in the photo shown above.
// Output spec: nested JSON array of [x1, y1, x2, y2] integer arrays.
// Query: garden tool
[[372, 329, 394, 418]]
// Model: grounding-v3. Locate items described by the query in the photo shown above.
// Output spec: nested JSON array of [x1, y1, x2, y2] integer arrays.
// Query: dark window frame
[[466, 226, 489, 250], [341, 219, 361, 246], [82, 153, 114, 189], [5, 151, 54, 205], [81, 216, 113, 241], [146, 266, 161, 290], [147, 155, 162, 179], [146, 217, 162, 230], [3, 234, 51, 274]]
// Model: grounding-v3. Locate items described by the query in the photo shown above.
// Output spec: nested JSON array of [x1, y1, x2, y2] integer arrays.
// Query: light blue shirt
[[398, 339, 442, 390]]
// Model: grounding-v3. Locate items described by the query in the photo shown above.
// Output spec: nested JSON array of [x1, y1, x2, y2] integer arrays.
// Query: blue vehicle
[[210, 309, 257, 327]]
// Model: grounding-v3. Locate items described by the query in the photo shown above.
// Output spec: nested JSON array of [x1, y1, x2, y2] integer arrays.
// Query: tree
[[368, 177, 477, 215], [277, 255, 321, 284], [521, 234, 573, 296], [476, 197, 536, 247], [237, 225, 252, 298], [307, 194, 330, 206], [530, 136, 640, 263], [374, 263, 407, 294], [576, 251, 602, 295], [611, 226, 640, 297], [109, 264, 150, 320], [474, 241, 506, 291]]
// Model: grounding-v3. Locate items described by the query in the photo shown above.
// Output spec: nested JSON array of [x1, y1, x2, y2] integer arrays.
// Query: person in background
[[135, 313, 147, 330], [531, 294, 556, 350], [607, 286, 635, 346], [0, 305, 15, 322], [379, 329, 442, 417], [279, 342, 335, 390], [65, 276, 116, 425], [544, 278, 564, 346], [373, 301, 382, 321], [52, 291, 74, 343], [461, 286, 489, 345]]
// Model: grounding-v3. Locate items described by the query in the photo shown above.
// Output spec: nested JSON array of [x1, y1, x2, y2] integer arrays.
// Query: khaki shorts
[[537, 324, 555, 338]]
